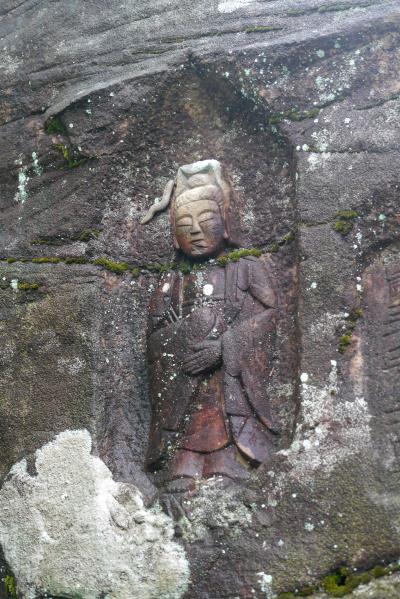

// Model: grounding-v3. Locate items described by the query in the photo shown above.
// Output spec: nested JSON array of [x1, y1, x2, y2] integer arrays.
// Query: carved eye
[[199, 211, 217, 223], [177, 217, 192, 227]]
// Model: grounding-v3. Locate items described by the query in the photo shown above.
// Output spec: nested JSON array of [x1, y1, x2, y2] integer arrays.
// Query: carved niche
[[141, 160, 287, 505]]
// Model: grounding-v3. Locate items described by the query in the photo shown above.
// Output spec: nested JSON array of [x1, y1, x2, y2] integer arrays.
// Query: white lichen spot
[[181, 478, 252, 541], [307, 153, 320, 171], [307, 151, 331, 172], [162, 282, 170, 293], [315, 75, 329, 90], [14, 162, 29, 203], [310, 282, 317, 289], [32, 152, 43, 176], [218, 1, 254, 14], [316, 49, 325, 58], [311, 129, 329, 152], [276, 356, 372, 489], [304, 522, 314, 532], [300, 372, 309, 383], [203, 284, 214, 296], [1, 49, 22, 75], [0, 430, 189, 599], [310, 312, 347, 343], [257, 572, 273, 598], [301, 144, 309, 152], [10, 279, 18, 290], [57, 357, 85, 375]]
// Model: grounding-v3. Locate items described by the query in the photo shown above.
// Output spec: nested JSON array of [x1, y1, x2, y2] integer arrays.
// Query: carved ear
[[172, 231, 180, 250], [223, 207, 231, 242]]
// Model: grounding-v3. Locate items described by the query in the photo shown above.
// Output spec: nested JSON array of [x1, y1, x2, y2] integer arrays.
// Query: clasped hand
[[182, 339, 222, 375]]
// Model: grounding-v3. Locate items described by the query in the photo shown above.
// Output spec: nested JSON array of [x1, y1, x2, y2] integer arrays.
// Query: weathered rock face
[[1, 1, 400, 598], [0, 430, 189, 599]]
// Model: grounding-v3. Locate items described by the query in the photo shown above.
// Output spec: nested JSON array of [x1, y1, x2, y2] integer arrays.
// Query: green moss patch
[[318, 3, 353, 13], [93, 257, 130, 274], [177, 260, 205, 274], [338, 333, 352, 353], [31, 229, 101, 246], [64, 256, 88, 264], [277, 561, 400, 598], [31, 257, 61, 264], [333, 210, 359, 236], [4, 574, 17, 598], [322, 564, 391, 597], [282, 231, 295, 244], [54, 144, 90, 169], [263, 231, 295, 256], [45, 115, 68, 135], [269, 107, 320, 125], [245, 25, 283, 33], [145, 262, 177, 274], [287, 8, 308, 16], [78, 228, 100, 242], [3, 246, 276, 279], [18, 281, 40, 291], [338, 307, 363, 354], [217, 248, 262, 267]]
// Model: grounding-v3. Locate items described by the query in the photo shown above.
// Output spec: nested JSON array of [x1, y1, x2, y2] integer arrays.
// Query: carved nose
[[190, 220, 202, 235]]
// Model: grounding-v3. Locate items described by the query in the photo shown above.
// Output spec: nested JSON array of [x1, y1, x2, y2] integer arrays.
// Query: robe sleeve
[[222, 258, 280, 433], [248, 258, 277, 308]]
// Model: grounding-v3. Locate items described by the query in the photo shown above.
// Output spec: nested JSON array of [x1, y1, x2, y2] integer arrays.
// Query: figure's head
[[171, 160, 230, 259], [171, 183, 227, 258], [140, 159, 231, 259]]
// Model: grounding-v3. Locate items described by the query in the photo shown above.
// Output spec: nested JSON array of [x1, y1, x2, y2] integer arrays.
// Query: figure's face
[[173, 193, 225, 259]]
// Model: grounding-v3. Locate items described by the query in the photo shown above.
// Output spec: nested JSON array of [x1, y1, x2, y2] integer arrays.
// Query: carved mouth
[[191, 239, 207, 248]]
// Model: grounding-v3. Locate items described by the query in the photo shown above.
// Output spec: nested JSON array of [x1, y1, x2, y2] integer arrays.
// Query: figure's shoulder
[[238, 254, 272, 275], [149, 272, 177, 313]]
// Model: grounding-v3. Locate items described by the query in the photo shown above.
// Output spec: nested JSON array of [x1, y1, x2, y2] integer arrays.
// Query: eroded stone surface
[[1, 0, 400, 597], [0, 430, 189, 599]]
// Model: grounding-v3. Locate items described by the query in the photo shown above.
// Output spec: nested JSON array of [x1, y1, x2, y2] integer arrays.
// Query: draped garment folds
[[145, 256, 279, 480]]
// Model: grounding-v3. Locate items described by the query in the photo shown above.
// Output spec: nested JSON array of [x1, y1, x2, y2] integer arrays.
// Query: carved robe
[[145, 256, 279, 481]]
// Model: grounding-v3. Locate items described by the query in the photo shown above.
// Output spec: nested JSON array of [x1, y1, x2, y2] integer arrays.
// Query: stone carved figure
[[141, 160, 279, 509]]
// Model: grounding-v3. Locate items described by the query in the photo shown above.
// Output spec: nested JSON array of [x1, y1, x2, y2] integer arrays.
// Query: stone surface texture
[[1, 0, 400, 598], [0, 430, 189, 599]]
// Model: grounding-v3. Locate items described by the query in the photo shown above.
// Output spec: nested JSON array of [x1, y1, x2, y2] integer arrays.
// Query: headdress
[[141, 159, 230, 224]]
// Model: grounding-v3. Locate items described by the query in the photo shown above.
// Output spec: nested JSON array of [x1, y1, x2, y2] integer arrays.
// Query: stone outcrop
[[1, 1, 400, 597], [0, 430, 189, 599]]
